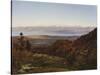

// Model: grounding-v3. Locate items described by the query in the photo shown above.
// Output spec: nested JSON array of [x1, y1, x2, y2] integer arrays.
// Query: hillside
[[72, 28, 97, 69], [73, 28, 97, 49], [51, 28, 97, 69]]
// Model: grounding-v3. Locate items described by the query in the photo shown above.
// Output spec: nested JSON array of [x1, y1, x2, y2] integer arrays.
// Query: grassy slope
[[12, 49, 71, 74]]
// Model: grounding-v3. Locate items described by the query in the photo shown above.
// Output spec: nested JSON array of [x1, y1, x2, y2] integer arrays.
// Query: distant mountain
[[12, 27, 94, 36]]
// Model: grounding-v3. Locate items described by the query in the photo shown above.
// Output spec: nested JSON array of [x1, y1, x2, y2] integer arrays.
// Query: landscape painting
[[11, 0, 97, 74]]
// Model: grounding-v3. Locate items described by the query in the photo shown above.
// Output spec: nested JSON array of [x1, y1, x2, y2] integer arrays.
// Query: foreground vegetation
[[12, 49, 71, 74]]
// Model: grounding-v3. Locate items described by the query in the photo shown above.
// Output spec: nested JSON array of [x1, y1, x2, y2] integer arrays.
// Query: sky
[[12, 1, 97, 27]]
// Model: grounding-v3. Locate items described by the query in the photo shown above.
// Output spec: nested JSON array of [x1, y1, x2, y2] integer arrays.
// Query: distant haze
[[12, 1, 97, 27], [12, 27, 95, 36]]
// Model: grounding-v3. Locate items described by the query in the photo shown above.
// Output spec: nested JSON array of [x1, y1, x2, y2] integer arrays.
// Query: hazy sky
[[12, 1, 97, 27]]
